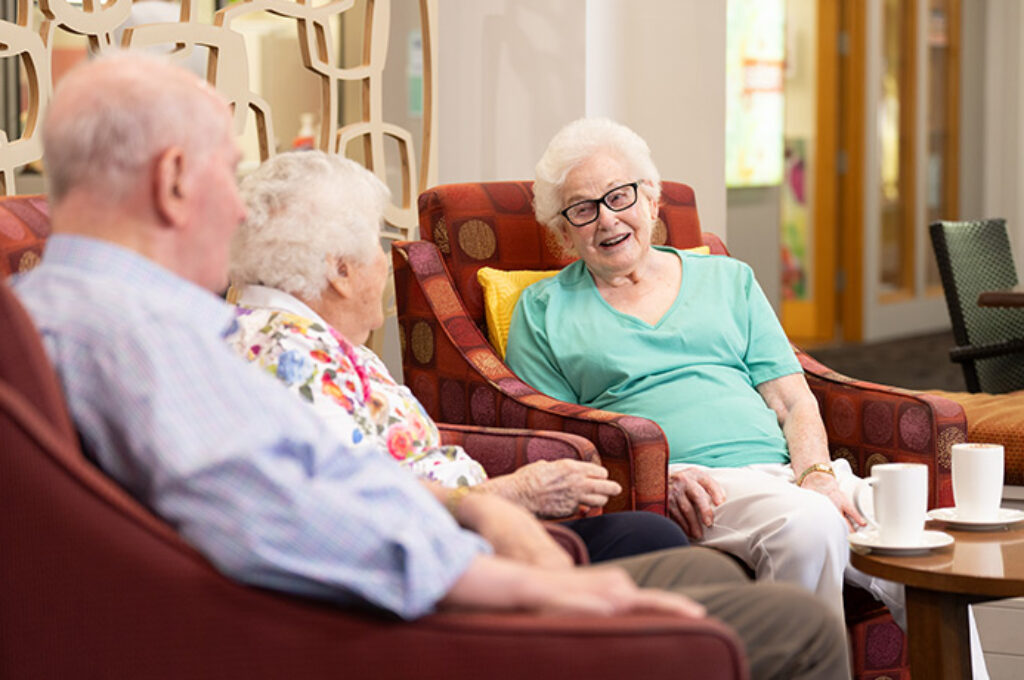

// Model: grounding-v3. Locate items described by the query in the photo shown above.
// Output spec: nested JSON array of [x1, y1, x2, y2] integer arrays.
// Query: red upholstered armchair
[[394, 180, 969, 680], [0, 195, 748, 680]]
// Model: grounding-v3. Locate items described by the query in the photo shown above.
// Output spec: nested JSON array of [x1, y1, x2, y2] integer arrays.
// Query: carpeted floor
[[803, 330, 967, 393]]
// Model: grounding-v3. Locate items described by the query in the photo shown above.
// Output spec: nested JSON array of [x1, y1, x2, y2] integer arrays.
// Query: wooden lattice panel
[[0, 0, 432, 246]]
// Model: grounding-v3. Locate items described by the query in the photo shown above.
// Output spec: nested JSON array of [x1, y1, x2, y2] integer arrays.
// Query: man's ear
[[153, 147, 188, 229], [325, 256, 352, 299]]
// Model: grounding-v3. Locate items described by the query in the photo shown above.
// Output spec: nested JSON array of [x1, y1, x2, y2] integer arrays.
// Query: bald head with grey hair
[[229, 151, 390, 302], [533, 118, 661, 233], [43, 50, 230, 204]]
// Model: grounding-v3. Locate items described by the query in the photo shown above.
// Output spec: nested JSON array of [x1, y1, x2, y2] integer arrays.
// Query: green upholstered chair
[[929, 218, 1024, 393]]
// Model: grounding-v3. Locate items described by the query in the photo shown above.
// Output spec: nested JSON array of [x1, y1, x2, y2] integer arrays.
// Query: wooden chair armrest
[[949, 337, 1024, 362]]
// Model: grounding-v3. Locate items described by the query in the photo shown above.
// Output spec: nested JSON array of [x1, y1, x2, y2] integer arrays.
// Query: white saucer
[[848, 529, 954, 556], [926, 507, 1024, 531]]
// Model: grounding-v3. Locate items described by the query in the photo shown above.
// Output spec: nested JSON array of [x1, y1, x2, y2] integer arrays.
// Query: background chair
[[395, 180, 969, 680], [930, 218, 1024, 393], [0, 195, 748, 680]]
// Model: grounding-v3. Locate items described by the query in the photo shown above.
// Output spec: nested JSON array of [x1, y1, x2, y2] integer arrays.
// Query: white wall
[[437, 0, 588, 184], [585, 0, 727, 235], [436, 0, 727, 237]]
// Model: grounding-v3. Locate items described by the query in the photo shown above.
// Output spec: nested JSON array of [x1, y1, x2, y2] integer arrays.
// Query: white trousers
[[669, 459, 990, 680]]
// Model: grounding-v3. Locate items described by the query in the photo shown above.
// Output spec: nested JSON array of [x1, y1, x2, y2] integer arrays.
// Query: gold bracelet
[[444, 486, 473, 516], [796, 462, 835, 487]]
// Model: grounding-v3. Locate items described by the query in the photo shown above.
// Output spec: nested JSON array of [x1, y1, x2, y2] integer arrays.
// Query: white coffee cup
[[951, 443, 1004, 521], [854, 463, 928, 545]]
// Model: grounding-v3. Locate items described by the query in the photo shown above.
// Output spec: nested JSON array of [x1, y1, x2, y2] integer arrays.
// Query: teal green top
[[506, 247, 801, 468]]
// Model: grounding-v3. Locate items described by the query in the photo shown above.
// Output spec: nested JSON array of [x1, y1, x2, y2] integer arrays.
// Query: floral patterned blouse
[[227, 285, 488, 488]]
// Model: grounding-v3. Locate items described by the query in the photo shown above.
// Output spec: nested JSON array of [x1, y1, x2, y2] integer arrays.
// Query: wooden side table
[[850, 522, 1024, 679]]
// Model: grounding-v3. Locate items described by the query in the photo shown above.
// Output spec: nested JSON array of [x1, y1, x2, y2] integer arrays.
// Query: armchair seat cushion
[[930, 389, 1024, 485]]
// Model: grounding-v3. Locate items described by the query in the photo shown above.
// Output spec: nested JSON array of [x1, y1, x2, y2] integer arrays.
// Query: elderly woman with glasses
[[224, 150, 690, 564], [505, 117, 909, 625]]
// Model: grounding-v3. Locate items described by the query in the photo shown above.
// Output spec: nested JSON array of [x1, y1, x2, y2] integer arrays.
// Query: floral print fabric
[[229, 306, 488, 487]]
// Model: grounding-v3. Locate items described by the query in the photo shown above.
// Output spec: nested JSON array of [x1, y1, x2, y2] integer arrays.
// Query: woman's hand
[[799, 471, 866, 532], [668, 468, 726, 540], [483, 460, 622, 519]]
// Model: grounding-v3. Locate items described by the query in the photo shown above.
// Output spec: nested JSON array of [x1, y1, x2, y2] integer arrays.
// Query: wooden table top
[[978, 286, 1024, 307], [850, 520, 1024, 598]]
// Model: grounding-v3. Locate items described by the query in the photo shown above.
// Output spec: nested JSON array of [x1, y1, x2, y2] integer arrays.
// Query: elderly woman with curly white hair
[[507, 119, 995, 678], [506, 117, 912, 624], [225, 150, 692, 564]]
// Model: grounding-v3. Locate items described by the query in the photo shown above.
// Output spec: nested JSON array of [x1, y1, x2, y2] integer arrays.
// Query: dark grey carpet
[[803, 331, 967, 393]]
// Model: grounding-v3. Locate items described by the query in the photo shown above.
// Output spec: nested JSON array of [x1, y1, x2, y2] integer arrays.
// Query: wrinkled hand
[[530, 566, 707, 619], [440, 555, 706, 619], [457, 491, 573, 569], [668, 468, 726, 540], [488, 460, 622, 519], [800, 472, 866, 531]]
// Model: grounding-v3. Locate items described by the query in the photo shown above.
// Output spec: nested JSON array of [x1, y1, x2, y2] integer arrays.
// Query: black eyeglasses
[[560, 182, 639, 227]]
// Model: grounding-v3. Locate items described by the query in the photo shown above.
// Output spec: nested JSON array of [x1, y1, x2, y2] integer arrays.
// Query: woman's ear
[[326, 256, 352, 299], [556, 223, 576, 254], [642, 183, 659, 222]]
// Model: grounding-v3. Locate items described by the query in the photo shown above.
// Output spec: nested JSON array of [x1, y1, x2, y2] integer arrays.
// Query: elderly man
[[12, 53, 850, 680]]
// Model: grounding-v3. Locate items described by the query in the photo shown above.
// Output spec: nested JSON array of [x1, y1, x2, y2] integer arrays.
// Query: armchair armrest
[[437, 423, 601, 477], [438, 423, 603, 547], [395, 240, 669, 515], [796, 348, 962, 508]]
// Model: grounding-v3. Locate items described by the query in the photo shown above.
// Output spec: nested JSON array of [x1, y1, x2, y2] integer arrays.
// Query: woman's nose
[[595, 203, 618, 229]]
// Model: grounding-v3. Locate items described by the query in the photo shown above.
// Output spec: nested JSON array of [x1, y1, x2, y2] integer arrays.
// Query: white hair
[[229, 151, 390, 301], [43, 50, 228, 203], [533, 117, 661, 231]]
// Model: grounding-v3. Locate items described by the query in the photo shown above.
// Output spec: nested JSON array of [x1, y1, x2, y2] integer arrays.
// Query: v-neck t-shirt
[[506, 246, 801, 468]]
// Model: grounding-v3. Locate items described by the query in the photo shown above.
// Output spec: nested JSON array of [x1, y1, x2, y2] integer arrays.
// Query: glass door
[[836, 0, 957, 342]]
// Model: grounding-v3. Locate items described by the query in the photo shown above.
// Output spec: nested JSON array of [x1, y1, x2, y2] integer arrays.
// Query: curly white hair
[[229, 151, 390, 301], [533, 117, 661, 232]]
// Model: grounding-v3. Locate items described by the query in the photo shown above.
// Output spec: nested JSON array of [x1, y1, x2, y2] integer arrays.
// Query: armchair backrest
[[929, 218, 1024, 392], [416, 181, 723, 332]]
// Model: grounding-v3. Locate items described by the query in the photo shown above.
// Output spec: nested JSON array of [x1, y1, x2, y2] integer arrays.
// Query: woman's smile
[[600, 232, 631, 248]]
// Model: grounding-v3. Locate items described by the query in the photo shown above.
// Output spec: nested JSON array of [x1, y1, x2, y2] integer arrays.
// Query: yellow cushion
[[477, 268, 558, 358], [478, 245, 711, 359]]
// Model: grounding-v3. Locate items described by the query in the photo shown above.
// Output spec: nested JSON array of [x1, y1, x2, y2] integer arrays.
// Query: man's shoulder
[[16, 263, 225, 349], [16, 265, 143, 332]]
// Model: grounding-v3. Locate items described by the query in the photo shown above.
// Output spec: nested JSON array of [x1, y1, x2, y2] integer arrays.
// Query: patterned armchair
[[394, 180, 968, 680], [0, 193, 749, 679]]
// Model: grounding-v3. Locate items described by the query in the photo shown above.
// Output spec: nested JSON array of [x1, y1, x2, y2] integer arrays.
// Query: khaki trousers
[[606, 547, 851, 680]]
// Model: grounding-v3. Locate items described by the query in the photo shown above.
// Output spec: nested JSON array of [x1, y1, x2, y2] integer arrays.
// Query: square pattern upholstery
[[0, 194, 49, 277], [395, 180, 970, 680]]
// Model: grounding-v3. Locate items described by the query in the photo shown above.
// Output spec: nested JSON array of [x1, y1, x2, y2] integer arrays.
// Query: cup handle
[[854, 477, 879, 531]]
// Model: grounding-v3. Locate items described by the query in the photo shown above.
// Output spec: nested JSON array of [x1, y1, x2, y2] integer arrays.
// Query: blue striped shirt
[[13, 234, 489, 619]]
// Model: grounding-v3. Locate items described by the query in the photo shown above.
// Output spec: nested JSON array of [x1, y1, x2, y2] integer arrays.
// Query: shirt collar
[[234, 284, 332, 328], [42, 234, 236, 335]]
